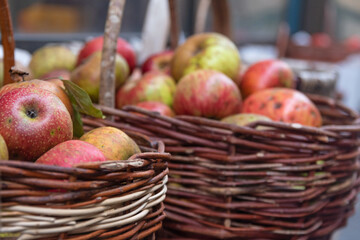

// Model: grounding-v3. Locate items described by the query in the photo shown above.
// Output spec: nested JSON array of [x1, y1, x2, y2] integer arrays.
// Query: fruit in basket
[[71, 51, 129, 103], [116, 71, 176, 109], [0, 70, 73, 117], [173, 70, 242, 119], [29, 45, 76, 78], [80, 127, 141, 160], [344, 35, 360, 52], [0, 87, 73, 161], [239, 59, 295, 99], [171, 32, 241, 82], [242, 88, 322, 127], [0, 134, 9, 160], [311, 33, 332, 48], [35, 140, 106, 167], [221, 113, 271, 127], [77, 36, 136, 73], [141, 50, 174, 74], [135, 101, 175, 117], [40, 69, 71, 81]]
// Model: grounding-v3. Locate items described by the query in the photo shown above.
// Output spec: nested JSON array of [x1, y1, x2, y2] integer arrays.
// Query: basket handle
[[99, 0, 126, 109], [0, 0, 15, 86]]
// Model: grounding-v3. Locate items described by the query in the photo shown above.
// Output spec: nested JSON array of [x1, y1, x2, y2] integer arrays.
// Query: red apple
[[77, 36, 136, 72], [35, 140, 106, 167], [0, 133, 9, 160], [242, 88, 322, 127], [171, 33, 241, 82], [116, 71, 176, 109], [311, 33, 332, 48], [240, 59, 295, 99], [0, 79, 73, 118], [344, 35, 360, 52], [40, 69, 71, 81], [173, 69, 242, 119], [141, 50, 174, 74], [0, 87, 73, 161], [135, 101, 175, 117]]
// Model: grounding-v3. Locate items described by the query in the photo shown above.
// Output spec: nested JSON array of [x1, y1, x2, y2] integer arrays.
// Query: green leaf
[[62, 80, 104, 119], [72, 108, 84, 138]]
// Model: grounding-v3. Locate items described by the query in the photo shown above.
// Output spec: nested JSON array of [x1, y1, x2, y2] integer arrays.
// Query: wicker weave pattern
[[0, 135, 169, 240], [82, 94, 360, 240]]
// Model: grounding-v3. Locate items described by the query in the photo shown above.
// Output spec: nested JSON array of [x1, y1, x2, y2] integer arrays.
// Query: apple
[[141, 50, 174, 74], [173, 69, 242, 119], [116, 71, 176, 109], [35, 140, 106, 167], [135, 101, 175, 117], [0, 78, 73, 118], [0, 133, 9, 160], [170, 32, 241, 82], [80, 127, 141, 160], [71, 51, 129, 103], [40, 69, 71, 81], [239, 59, 295, 99], [29, 45, 76, 78], [311, 33, 332, 48], [221, 113, 271, 126], [344, 35, 360, 52], [76, 36, 136, 73], [242, 88, 322, 127], [0, 87, 73, 161]]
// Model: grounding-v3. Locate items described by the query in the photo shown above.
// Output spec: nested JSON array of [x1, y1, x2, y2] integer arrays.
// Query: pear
[[71, 51, 129, 103]]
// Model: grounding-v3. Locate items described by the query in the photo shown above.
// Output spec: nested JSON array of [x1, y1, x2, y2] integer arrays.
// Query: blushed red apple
[[0, 87, 73, 161], [173, 69, 242, 119], [311, 33, 332, 48], [242, 88, 322, 127], [135, 101, 175, 117], [77, 36, 136, 73], [116, 71, 176, 109], [141, 50, 173, 74], [35, 140, 106, 167], [240, 59, 295, 99]]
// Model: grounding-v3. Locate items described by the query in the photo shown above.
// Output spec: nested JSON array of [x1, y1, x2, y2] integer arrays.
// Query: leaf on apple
[[62, 80, 104, 138]]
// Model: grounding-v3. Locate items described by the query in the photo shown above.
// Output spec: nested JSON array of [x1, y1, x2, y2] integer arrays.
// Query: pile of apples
[[0, 32, 324, 162]]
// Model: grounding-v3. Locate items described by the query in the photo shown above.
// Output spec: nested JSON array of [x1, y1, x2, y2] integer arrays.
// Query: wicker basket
[[80, 94, 360, 240], [0, 130, 169, 240]]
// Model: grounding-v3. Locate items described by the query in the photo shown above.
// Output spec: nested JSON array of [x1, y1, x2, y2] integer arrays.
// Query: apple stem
[[9, 66, 29, 82]]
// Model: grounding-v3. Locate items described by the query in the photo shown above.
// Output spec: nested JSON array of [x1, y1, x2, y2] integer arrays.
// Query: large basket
[[0, 130, 169, 240], [81, 94, 360, 240]]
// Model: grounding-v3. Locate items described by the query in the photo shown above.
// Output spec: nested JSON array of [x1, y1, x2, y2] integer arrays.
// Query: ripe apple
[[311, 33, 332, 48], [77, 36, 136, 73], [80, 127, 141, 160], [239, 59, 295, 99], [116, 71, 176, 109], [344, 35, 360, 52], [35, 140, 106, 167], [29, 45, 76, 78], [242, 88, 322, 127], [0, 133, 9, 160], [141, 50, 174, 74], [0, 87, 73, 161], [221, 113, 271, 126], [71, 51, 129, 103], [135, 101, 175, 117], [40, 69, 71, 81], [173, 69, 242, 119], [0, 79, 73, 117], [170, 32, 241, 82]]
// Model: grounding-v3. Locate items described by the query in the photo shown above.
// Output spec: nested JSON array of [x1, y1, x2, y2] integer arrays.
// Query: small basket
[[81, 94, 360, 240], [0, 130, 169, 240]]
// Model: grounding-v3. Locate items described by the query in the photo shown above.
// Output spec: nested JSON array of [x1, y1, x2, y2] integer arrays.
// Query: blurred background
[[0, 1, 359, 238]]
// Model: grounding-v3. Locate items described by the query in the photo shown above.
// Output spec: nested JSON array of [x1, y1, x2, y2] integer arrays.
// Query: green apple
[[170, 32, 241, 82]]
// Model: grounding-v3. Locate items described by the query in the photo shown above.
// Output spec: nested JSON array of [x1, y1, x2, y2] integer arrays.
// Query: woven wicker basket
[[81, 93, 360, 240], [0, 130, 169, 240]]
